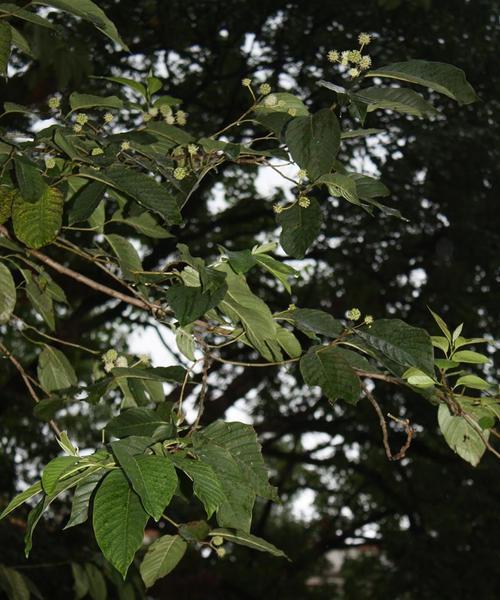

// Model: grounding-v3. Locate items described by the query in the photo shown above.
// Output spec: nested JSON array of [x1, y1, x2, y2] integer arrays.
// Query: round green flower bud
[[212, 536, 224, 547]]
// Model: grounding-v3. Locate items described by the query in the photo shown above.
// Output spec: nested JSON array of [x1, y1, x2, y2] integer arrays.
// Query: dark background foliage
[[1, 0, 499, 598]]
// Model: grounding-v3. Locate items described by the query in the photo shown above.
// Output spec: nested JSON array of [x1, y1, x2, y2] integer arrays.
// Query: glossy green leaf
[[402, 367, 435, 388], [455, 374, 491, 391], [166, 282, 227, 326], [105, 234, 143, 281], [0, 481, 42, 520], [280, 307, 343, 338], [431, 336, 449, 354], [12, 186, 63, 248], [285, 108, 340, 180], [451, 350, 490, 364], [0, 20, 12, 77], [65, 470, 106, 529], [366, 60, 478, 105], [172, 456, 225, 519], [355, 319, 434, 376], [209, 528, 288, 559], [69, 92, 123, 112], [438, 404, 487, 466], [140, 534, 187, 588], [355, 86, 437, 118], [34, 0, 129, 50], [300, 345, 361, 405], [14, 156, 47, 203], [178, 520, 210, 542], [111, 212, 173, 239], [111, 445, 177, 521], [68, 181, 106, 225], [37, 345, 78, 392], [0, 262, 16, 324], [41, 455, 80, 494], [106, 408, 172, 439], [319, 173, 361, 206], [93, 469, 149, 578], [276, 197, 322, 258], [253, 253, 298, 294]]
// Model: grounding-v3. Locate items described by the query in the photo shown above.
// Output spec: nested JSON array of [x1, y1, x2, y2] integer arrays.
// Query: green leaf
[[111, 445, 177, 521], [166, 282, 227, 326], [172, 456, 225, 519], [93, 469, 149, 578], [64, 470, 106, 529], [12, 186, 63, 248], [175, 327, 196, 361], [255, 92, 309, 116], [111, 366, 186, 384], [209, 528, 288, 559], [106, 408, 173, 439], [0, 3, 55, 28], [453, 336, 488, 349], [101, 165, 182, 225], [0, 185, 15, 224], [14, 156, 47, 203], [354, 87, 437, 118], [34, 0, 129, 50], [0, 481, 42, 520], [402, 367, 435, 388], [355, 319, 434, 376], [68, 181, 106, 225], [140, 534, 187, 588], [428, 308, 451, 340], [431, 336, 449, 354], [194, 420, 277, 501], [0, 565, 30, 600], [192, 433, 256, 532], [178, 520, 210, 542], [455, 374, 491, 391], [276, 326, 302, 358], [280, 308, 343, 338], [349, 173, 390, 201], [41, 455, 80, 494], [300, 346, 361, 405], [438, 404, 487, 466], [111, 212, 173, 239], [84, 563, 107, 600], [318, 173, 361, 206], [24, 272, 55, 330], [37, 345, 78, 392], [276, 197, 322, 258], [253, 253, 298, 294], [285, 108, 340, 180], [94, 75, 147, 98], [366, 60, 478, 105], [105, 233, 143, 281], [10, 25, 34, 58], [451, 350, 490, 364], [71, 563, 89, 600], [69, 92, 124, 112], [340, 128, 384, 139], [0, 262, 16, 324], [0, 20, 12, 77]]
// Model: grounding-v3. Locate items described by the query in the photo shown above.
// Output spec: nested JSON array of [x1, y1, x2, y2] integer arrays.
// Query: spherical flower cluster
[[216, 547, 226, 558], [298, 195, 310, 208], [104, 112, 113, 123], [120, 141, 131, 151], [102, 349, 118, 373], [91, 147, 104, 156], [359, 55, 372, 70], [297, 169, 307, 181], [348, 67, 360, 79], [348, 50, 362, 64], [115, 356, 128, 368], [341, 51, 350, 66], [273, 203, 284, 214], [188, 143, 198, 155], [358, 32, 372, 46], [212, 536, 224, 547], [139, 354, 151, 365], [45, 157, 56, 169], [164, 114, 176, 124], [160, 104, 173, 117], [174, 167, 188, 180], [241, 78, 252, 87], [346, 307, 361, 321], [259, 83, 272, 95], [327, 50, 339, 63], [75, 113, 88, 125], [143, 112, 152, 122], [73, 124, 82, 133], [364, 315, 374, 325], [176, 110, 187, 126], [288, 108, 297, 116], [148, 107, 159, 117], [264, 94, 278, 107], [48, 96, 60, 110]]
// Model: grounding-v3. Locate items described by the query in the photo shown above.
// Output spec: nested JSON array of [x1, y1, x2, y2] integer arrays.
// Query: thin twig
[[0, 341, 61, 437], [363, 383, 414, 461]]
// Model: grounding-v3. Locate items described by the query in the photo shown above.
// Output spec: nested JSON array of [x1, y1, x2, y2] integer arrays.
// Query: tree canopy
[[0, 1, 499, 598]]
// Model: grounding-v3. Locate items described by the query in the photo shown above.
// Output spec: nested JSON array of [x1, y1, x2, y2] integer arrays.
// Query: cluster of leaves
[[0, 1, 498, 594]]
